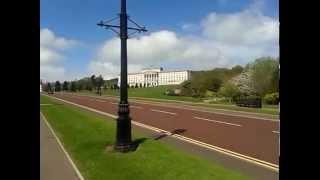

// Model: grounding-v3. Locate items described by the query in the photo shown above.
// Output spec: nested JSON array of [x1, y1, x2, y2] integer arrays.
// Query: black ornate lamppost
[[97, 0, 147, 152]]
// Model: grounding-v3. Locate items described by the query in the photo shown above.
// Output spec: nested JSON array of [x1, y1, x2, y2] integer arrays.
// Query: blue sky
[[40, 0, 279, 81]]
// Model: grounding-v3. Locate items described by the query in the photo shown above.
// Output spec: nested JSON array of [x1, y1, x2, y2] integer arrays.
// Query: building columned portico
[[118, 67, 191, 87]]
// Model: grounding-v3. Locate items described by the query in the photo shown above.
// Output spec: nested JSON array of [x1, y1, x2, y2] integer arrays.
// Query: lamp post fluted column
[[115, 0, 133, 152], [97, 0, 147, 152]]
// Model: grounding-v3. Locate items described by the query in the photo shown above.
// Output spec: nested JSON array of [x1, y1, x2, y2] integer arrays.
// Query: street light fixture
[[97, 0, 147, 152]]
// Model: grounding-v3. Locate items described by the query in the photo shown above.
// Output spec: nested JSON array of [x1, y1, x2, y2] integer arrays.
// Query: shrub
[[164, 88, 181, 96], [218, 83, 241, 103], [264, 92, 279, 105], [235, 95, 262, 108]]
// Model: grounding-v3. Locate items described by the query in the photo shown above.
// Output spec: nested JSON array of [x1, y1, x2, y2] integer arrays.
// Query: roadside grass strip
[[40, 95, 248, 180]]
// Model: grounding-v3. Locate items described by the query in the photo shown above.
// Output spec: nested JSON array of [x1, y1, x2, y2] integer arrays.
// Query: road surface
[[49, 93, 279, 168]]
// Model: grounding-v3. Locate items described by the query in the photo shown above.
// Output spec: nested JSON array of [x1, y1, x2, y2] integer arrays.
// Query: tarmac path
[[40, 113, 83, 180]]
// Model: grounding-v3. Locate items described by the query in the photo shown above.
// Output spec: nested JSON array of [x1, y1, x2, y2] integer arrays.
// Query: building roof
[[128, 69, 189, 75]]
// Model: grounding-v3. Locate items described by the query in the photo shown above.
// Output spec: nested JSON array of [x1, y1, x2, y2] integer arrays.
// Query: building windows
[[123, 68, 190, 87]]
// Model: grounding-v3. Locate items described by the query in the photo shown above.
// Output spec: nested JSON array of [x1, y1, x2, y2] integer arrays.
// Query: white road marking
[[95, 99, 107, 103], [109, 102, 142, 109], [130, 105, 143, 109], [194, 116, 242, 127], [272, 131, 280, 134], [69, 93, 279, 122], [150, 109, 177, 115], [67, 94, 280, 123], [40, 112, 85, 180], [43, 94, 279, 172]]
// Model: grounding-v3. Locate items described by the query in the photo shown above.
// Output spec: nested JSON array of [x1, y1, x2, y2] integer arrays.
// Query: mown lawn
[[40, 95, 249, 180], [91, 85, 202, 102]]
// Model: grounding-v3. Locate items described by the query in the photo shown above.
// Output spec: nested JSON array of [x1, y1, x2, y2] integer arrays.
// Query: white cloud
[[40, 28, 78, 50], [201, 10, 278, 46], [40, 65, 66, 82], [40, 28, 78, 81], [89, 4, 278, 79]]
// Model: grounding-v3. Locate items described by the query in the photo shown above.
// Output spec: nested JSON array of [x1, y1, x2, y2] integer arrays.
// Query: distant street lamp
[[97, 0, 147, 152]]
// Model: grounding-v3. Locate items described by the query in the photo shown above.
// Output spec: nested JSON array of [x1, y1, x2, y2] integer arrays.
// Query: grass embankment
[[40, 95, 248, 180], [95, 85, 202, 102], [76, 85, 279, 116]]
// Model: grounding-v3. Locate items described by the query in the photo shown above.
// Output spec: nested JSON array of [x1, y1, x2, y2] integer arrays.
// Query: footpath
[[40, 113, 82, 180]]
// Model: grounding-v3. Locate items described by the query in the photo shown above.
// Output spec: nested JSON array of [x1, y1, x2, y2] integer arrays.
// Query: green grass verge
[[91, 85, 202, 102], [40, 95, 249, 180], [76, 86, 279, 116]]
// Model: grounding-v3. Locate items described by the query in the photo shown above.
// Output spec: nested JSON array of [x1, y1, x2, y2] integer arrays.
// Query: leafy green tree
[[264, 92, 279, 105], [70, 81, 77, 92], [219, 83, 241, 103], [90, 75, 96, 91], [62, 81, 69, 91], [47, 82, 52, 92], [95, 75, 104, 95], [180, 80, 192, 96], [250, 57, 279, 96], [206, 77, 223, 92], [55, 81, 61, 92], [77, 83, 83, 91]]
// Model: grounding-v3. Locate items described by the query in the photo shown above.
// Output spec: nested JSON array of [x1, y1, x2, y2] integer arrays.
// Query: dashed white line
[[150, 109, 177, 115], [43, 94, 278, 172], [95, 99, 107, 103], [110, 102, 118, 105], [130, 105, 143, 109], [194, 116, 242, 127], [64, 93, 278, 121], [272, 131, 280, 134]]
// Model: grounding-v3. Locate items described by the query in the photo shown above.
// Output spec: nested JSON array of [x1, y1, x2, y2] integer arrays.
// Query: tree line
[[42, 75, 119, 95], [170, 57, 279, 104]]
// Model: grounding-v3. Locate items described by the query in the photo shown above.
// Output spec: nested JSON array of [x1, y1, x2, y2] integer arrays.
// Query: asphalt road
[[50, 93, 279, 166]]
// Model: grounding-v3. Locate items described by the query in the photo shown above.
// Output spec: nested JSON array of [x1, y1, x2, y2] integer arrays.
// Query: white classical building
[[118, 68, 191, 87]]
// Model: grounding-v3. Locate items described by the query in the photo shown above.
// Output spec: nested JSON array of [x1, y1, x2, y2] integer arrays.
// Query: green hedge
[[263, 92, 279, 105]]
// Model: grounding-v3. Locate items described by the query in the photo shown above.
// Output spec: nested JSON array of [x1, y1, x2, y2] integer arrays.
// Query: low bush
[[235, 95, 262, 108], [263, 92, 279, 105], [164, 89, 177, 96]]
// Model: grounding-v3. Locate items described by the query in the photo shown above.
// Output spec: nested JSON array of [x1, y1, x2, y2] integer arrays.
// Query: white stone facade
[[118, 68, 191, 87]]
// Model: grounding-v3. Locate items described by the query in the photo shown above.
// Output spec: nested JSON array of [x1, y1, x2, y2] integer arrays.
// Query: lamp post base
[[114, 142, 137, 153], [114, 103, 136, 153]]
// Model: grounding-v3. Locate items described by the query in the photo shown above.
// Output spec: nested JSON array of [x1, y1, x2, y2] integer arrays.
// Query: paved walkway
[[40, 114, 80, 180]]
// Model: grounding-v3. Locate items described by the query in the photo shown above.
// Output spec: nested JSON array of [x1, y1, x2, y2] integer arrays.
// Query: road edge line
[[42, 94, 279, 172]]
